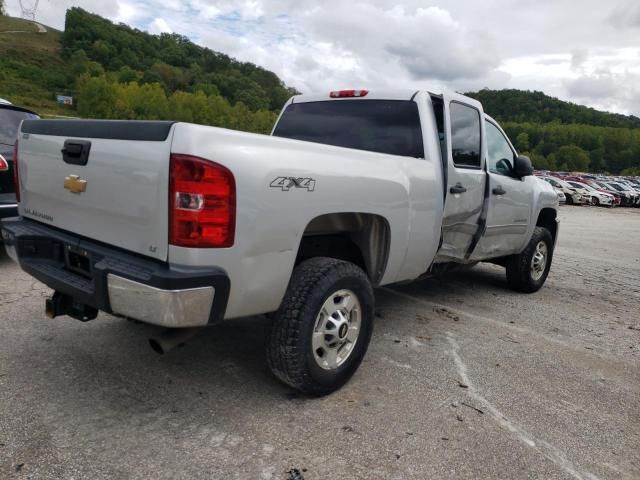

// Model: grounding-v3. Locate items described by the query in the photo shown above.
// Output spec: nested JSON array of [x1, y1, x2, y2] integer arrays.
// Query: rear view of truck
[[3, 89, 552, 396], [1, 90, 439, 396], [2, 120, 232, 327]]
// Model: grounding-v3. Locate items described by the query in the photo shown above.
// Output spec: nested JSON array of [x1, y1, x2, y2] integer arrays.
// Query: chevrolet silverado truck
[[1, 89, 559, 395]]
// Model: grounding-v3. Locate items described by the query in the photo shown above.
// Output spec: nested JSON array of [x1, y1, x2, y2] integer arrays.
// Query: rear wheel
[[266, 257, 374, 395], [591, 197, 599, 206], [505, 227, 553, 293]]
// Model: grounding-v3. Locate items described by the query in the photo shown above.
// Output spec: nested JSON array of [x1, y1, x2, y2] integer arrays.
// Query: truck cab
[[273, 90, 557, 267]]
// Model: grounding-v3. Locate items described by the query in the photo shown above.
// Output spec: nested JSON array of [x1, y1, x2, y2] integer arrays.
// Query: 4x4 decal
[[270, 176, 316, 192]]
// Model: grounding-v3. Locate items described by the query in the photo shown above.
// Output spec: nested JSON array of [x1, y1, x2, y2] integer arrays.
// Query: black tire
[[591, 197, 599, 206], [505, 227, 553, 293], [266, 257, 374, 396]]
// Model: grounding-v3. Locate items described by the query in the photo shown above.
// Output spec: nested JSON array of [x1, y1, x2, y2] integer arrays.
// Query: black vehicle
[[1, 103, 39, 220]]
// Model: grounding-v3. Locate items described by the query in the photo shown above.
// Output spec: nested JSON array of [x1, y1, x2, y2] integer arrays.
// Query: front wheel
[[505, 227, 553, 293], [591, 197, 599, 206], [266, 257, 374, 395]]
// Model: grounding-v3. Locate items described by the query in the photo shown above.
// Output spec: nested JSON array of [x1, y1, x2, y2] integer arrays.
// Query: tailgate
[[17, 120, 175, 261]]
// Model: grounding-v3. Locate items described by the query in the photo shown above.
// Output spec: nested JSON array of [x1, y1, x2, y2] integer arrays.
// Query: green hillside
[[465, 89, 640, 174], [0, 8, 296, 131], [0, 16, 68, 115], [466, 89, 640, 129]]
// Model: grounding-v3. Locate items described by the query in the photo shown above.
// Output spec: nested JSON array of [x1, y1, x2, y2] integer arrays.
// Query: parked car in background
[[537, 177, 565, 203], [603, 181, 638, 207], [541, 176, 586, 205], [584, 180, 622, 206], [615, 180, 640, 206], [565, 181, 614, 207], [1, 103, 40, 222]]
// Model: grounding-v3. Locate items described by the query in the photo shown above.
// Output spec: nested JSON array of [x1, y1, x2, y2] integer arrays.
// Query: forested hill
[[464, 89, 640, 174], [466, 89, 640, 129], [62, 8, 296, 112], [0, 7, 297, 133]]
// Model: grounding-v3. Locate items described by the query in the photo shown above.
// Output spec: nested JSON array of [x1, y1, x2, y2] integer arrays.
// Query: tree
[[0, 1, 6, 16], [118, 66, 137, 83], [516, 132, 530, 152], [554, 145, 590, 172], [75, 74, 118, 118]]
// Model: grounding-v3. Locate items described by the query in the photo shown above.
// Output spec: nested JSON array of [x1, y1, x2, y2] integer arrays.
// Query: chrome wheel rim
[[312, 289, 361, 370], [530, 241, 548, 281]]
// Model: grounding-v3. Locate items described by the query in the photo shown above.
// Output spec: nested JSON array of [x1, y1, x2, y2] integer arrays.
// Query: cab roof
[[289, 89, 483, 111]]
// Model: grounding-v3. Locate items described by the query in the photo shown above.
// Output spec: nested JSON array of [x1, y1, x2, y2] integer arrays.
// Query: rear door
[[436, 95, 486, 261], [473, 119, 532, 258], [17, 120, 174, 261]]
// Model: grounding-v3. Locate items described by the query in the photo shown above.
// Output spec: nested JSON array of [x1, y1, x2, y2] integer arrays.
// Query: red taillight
[[12, 140, 20, 202], [169, 154, 235, 248], [0, 154, 8, 171], [329, 89, 369, 98]]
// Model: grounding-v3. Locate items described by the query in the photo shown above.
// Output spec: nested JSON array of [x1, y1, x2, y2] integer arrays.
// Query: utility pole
[[19, 0, 41, 21]]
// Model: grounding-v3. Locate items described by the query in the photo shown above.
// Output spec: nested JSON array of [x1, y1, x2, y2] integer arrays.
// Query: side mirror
[[514, 155, 533, 177]]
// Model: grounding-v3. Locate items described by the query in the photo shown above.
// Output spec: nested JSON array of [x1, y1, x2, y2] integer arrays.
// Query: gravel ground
[[1, 206, 639, 480]]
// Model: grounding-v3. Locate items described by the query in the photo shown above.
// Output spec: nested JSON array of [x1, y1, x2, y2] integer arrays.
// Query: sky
[[5, 0, 640, 116]]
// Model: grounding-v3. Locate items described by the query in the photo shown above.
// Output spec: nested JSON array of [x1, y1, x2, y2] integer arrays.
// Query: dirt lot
[[1, 206, 639, 480]]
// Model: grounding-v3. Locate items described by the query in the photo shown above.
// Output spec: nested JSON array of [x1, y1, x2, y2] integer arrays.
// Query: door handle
[[450, 183, 467, 194], [492, 186, 506, 195], [61, 139, 91, 166]]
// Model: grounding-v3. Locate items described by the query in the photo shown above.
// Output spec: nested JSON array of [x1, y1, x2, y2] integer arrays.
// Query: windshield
[[607, 183, 625, 192], [0, 108, 39, 145], [548, 177, 570, 188], [273, 100, 425, 158], [571, 182, 595, 191]]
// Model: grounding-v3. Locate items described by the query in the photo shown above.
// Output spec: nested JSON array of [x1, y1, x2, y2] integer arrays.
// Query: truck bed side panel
[[168, 123, 443, 319]]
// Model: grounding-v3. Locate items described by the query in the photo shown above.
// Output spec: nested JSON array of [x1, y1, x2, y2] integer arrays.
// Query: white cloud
[[149, 17, 172, 34]]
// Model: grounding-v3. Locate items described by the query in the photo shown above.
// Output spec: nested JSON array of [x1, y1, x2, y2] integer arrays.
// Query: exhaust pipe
[[149, 327, 202, 355]]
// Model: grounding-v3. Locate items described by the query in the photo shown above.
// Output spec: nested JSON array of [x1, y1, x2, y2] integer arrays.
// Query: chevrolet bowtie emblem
[[64, 174, 87, 193]]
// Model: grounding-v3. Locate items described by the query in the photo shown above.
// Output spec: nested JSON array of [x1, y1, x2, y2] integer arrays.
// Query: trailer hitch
[[45, 292, 98, 322]]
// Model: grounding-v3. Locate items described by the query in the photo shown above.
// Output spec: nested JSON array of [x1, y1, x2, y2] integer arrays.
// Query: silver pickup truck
[[1, 89, 558, 394]]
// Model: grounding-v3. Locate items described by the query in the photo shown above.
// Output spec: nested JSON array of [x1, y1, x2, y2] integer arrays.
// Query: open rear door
[[435, 93, 487, 262]]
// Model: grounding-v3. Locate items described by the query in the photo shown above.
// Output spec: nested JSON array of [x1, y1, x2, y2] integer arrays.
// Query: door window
[[486, 121, 515, 176], [450, 102, 481, 168]]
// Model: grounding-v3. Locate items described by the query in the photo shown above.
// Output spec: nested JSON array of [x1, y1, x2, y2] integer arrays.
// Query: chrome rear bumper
[[107, 274, 215, 327]]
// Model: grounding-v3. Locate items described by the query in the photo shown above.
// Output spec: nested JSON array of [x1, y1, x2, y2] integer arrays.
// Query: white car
[[541, 176, 586, 205], [2, 88, 559, 394], [603, 181, 638, 207], [565, 181, 614, 207]]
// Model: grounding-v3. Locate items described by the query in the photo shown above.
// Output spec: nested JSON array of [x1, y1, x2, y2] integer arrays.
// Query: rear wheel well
[[536, 208, 558, 243], [295, 213, 390, 285]]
